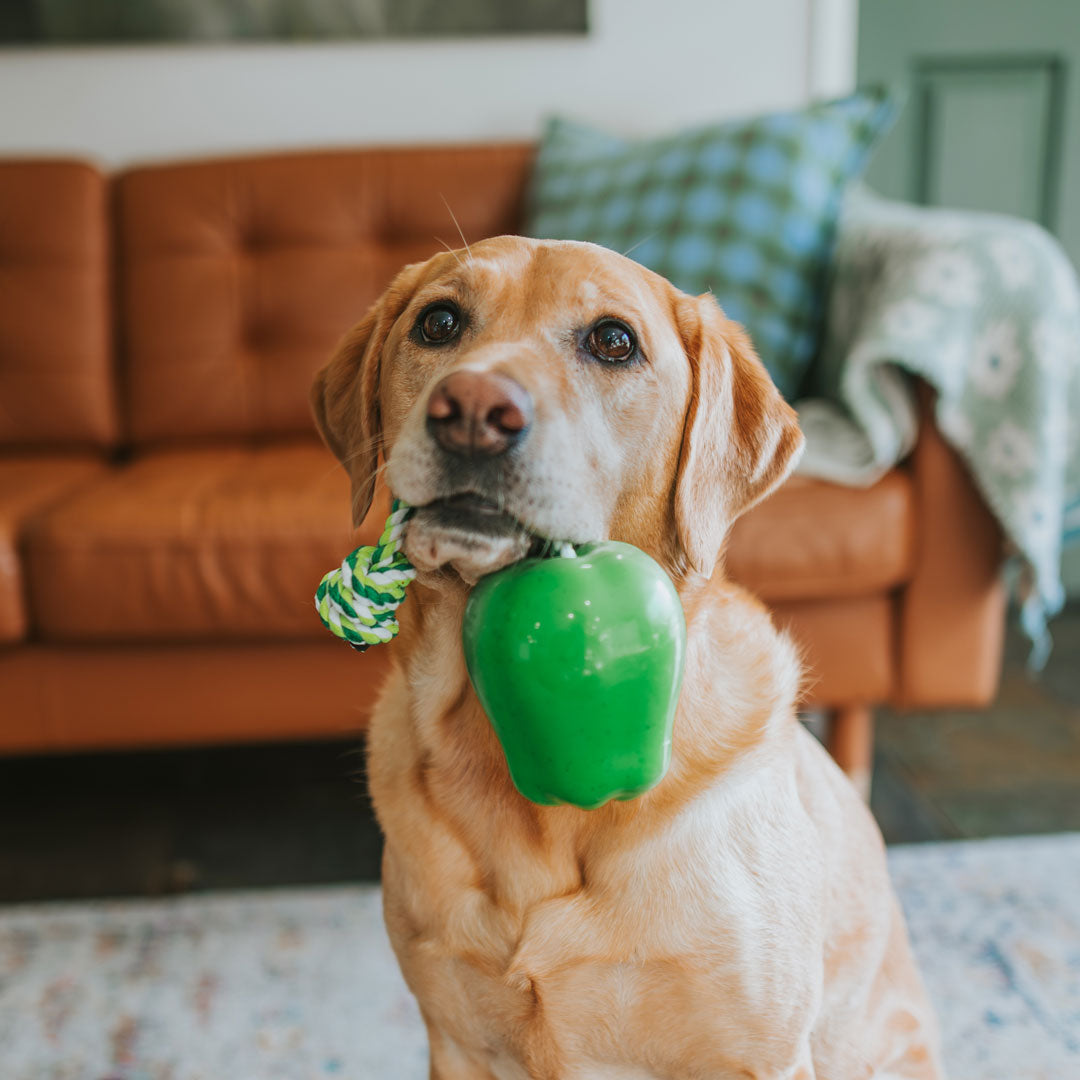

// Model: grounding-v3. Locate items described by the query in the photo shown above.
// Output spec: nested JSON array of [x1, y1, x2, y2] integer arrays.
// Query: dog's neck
[[371, 570, 801, 916], [390, 570, 801, 831]]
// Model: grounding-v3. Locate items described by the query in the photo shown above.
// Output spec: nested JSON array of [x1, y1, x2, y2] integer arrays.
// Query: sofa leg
[[827, 705, 874, 802]]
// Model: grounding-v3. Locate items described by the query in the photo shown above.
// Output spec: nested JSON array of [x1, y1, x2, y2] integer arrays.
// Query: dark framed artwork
[[0, 1, 589, 45]]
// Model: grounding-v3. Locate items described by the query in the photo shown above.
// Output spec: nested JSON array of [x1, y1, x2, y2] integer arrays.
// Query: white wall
[[0, 0, 856, 168]]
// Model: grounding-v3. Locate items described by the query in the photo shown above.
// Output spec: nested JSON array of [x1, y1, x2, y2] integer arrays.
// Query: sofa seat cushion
[[0, 455, 109, 643], [26, 442, 388, 642], [726, 470, 914, 602]]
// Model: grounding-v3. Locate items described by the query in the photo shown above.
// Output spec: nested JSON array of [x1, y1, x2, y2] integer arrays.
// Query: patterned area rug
[[2, 833, 1078, 1079]]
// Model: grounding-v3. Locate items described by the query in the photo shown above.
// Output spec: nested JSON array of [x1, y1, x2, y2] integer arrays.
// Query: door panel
[[914, 57, 1064, 226], [858, 0, 1080, 268]]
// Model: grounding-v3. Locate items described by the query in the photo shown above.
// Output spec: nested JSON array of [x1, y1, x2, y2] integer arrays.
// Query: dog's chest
[[394, 912, 751, 1078], [393, 900, 815, 1080], [384, 810, 823, 1079], [370, 677, 823, 1075]]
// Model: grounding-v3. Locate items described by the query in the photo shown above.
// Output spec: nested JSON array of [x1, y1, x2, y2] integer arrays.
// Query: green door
[[858, 0, 1080, 270]]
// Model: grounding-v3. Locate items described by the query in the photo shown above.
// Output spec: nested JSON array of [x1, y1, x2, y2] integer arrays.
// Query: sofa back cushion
[[0, 160, 116, 448], [115, 145, 533, 446]]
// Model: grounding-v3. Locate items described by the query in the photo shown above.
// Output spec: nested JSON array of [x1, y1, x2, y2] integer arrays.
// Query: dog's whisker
[[434, 236, 464, 268], [315, 439, 386, 486], [622, 231, 659, 259], [440, 194, 473, 264], [337, 433, 386, 469], [349, 461, 392, 520]]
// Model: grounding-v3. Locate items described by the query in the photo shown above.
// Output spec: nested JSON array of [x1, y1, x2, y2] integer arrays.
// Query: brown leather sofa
[[0, 146, 1006, 788]]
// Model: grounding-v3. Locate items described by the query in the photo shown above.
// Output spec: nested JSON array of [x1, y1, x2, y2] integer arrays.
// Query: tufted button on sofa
[[0, 146, 1005, 785]]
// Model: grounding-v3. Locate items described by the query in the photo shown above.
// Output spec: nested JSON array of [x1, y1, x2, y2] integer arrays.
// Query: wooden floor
[[2, 608, 1078, 903], [872, 605, 1080, 842]]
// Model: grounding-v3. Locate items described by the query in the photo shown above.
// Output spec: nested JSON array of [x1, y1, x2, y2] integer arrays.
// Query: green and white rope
[[316, 498, 578, 652], [316, 499, 417, 652]]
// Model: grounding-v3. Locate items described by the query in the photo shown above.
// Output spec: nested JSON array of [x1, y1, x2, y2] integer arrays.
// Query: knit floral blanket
[[795, 188, 1080, 661]]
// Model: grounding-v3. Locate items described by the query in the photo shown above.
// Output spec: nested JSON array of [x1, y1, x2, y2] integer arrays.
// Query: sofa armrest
[[895, 382, 1006, 708]]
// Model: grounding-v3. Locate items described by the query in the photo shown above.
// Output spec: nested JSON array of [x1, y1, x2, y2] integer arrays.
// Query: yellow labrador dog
[[312, 237, 943, 1079]]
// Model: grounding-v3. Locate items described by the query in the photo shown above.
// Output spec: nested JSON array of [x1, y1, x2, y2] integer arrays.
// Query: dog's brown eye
[[419, 304, 460, 344], [587, 320, 636, 362]]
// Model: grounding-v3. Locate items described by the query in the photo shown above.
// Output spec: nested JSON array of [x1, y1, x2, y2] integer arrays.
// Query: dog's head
[[311, 236, 802, 584]]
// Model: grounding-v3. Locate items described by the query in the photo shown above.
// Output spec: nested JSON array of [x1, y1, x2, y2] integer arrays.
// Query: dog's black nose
[[426, 370, 533, 457]]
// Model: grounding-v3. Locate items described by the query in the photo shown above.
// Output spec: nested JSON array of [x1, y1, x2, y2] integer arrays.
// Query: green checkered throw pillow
[[526, 89, 898, 399]]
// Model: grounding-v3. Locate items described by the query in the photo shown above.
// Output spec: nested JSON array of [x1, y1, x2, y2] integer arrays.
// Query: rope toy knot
[[315, 499, 416, 652], [316, 499, 578, 652]]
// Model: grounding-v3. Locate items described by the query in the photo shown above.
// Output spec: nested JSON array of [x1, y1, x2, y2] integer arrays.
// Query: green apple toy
[[316, 501, 687, 809]]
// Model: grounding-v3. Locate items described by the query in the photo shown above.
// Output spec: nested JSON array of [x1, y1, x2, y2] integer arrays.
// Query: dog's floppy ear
[[673, 292, 804, 577], [310, 261, 427, 526]]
